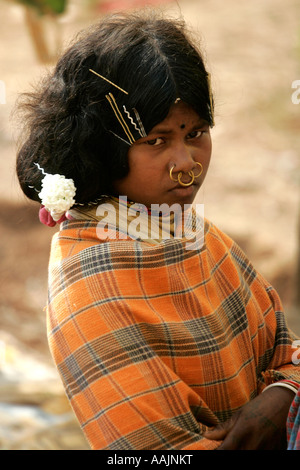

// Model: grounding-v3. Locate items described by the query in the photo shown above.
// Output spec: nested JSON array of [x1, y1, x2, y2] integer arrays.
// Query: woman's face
[[113, 101, 212, 209]]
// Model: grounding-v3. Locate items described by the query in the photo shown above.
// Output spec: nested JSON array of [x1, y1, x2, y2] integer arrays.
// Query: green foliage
[[16, 0, 67, 16]]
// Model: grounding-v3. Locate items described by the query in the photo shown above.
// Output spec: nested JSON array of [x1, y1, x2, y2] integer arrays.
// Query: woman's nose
[[169, 142, 195, 174]]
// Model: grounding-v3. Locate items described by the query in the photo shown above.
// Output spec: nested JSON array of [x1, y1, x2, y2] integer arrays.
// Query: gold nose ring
[[178, 171, 195, 187], [169, 162, 203, 187], [170, 165, 180, 182], [193, 162, 203, 178], [169, 166, 194, 187]]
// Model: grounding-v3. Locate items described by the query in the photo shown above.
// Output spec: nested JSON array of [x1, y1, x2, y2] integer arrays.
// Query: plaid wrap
[[287, 387, 300, 450], [47, 218, 300, 450]]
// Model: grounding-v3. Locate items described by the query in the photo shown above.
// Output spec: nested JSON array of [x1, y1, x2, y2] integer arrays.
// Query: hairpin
[[34, 162, 47, 175], [123, 106, 147, 138], [89, 68, 147, 143], [89, 69, 128, 95], [108, 130, 131, 146], [207, 73, 214, 126], [106, 93, 135, 144], [133, 108, 147, 138]]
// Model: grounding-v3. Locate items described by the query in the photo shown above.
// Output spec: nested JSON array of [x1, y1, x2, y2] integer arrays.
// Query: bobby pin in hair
[[34, 162, 47, 175], [106, 93, 135, 144], [123, 106, 147, 138], [207, 73, 214, 126], [89, 69, 128, 95], [89, 68, 147, 141], [28, 162, 47, 192], [108, 130, 131, 146], [133, 108, 147, 138]]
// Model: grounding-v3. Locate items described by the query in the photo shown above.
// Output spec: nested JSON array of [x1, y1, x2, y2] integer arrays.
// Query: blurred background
[[0, 0, 299, 450]]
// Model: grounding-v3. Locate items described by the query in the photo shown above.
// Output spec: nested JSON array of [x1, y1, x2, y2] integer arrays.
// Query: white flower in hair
[[38, 173, 76, 221]]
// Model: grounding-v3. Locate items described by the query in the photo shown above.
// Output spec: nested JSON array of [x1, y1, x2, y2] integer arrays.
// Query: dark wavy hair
[[16, 10, 214, 205]]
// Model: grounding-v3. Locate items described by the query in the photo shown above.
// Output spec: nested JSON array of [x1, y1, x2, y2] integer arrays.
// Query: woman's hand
[[204, 386, 295, 450]]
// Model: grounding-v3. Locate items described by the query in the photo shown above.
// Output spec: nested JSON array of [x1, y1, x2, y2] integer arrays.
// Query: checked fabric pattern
[[47, 219, 300, 450]]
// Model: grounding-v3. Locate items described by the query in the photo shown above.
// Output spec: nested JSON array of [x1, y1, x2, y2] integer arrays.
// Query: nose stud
[[169, 162, 203, 187]]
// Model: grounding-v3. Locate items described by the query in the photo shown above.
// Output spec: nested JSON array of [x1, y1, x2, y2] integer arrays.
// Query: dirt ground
[[0, 0, 299, 450]]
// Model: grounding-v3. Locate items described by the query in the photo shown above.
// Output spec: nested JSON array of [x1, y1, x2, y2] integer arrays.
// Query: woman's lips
[[169, 184, 196, 197], [169, 181, 198, 190]]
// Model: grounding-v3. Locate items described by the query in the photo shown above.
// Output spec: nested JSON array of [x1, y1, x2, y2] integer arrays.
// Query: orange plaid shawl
[[47, 214, 300, 450]]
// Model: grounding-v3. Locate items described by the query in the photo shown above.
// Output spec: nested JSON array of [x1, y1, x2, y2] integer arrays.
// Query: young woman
[[16, 11, 300, 450]]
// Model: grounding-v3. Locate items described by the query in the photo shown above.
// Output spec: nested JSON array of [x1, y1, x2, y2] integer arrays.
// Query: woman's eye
[[187, 130, 203, 139], [146, 137, 164, 146]]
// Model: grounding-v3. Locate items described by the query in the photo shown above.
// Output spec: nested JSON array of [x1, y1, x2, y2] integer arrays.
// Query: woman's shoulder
[[53, 217, 235, 251], [50, 216, 248, 268], [204, 218, 235, 248], [50, 220, 102, 257], [204, 218, 257, 274]]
